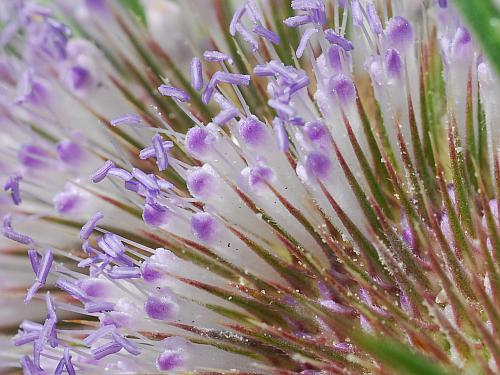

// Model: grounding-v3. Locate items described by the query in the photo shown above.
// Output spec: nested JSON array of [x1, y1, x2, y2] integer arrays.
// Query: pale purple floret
[[203, 50, 232, 64], [85, 301, 115, 313], [2, 214, 33, 244], [158, 85, 190, 102], [55, 278, 88, 301], [306, 151, 332, 179], [80, 212, 104, 240], [143, 201, 170, 227], [239, 116, 268, 147], [4, 174, 22, 205], [190, 57, 203, 91], [328, 45, 343, 71], [283, 14, 312, 27], [296, 28, 318, 58], [229, 4, 246, 36], [330, 74, 356, 105], [139, 140, 173, 160], [110, 113, 142, 126], [91, 160, 115, 183], [386, 16, 413, 52], [320, 300, 357, 316], [191, 212, 218, 242], [108, 266, 142, 279], [291, 0, 326, 25], [187, 169, 216, 199], [213, 107, 240, 126], [185, 127, 212, 157], [157, 350, 185, 371], [56, 140, 84, 165], [145, 295, 176, 320], [112, 332, 141, 355], [305, 120, 327, 143], [253, 25, 280, 44], [273, 117, 289, 151], [366, 2, 383, 35], [28, 249, 41, 274], [438, 0, 447, 8], [385, 48, 403, 78], [324, 29, 354, 51], [152, 133, 169, 171], [35, 249, 53, 285], [92, 341, 123, 360]]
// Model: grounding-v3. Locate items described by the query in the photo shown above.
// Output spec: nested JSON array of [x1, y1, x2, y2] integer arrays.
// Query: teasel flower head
[[0, 0, 499, 374]]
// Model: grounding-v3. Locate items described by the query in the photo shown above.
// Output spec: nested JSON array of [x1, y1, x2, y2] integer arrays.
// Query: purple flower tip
[[145, 295, 177, 320]]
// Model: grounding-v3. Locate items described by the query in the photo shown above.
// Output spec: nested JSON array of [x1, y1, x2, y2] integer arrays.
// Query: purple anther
[[253, 25, 280, 45], [213, 107, 239, 126], [98, 233, 125, 258], [131, 168, 160, 192], [268, 60, 297, 83], [85, 301, 115, 313], [12, 331, 39, 346], [55, 278, 88, 301], [324, 29, 354, 51], [230, 5, 246, 36], [112, 332, 141, 355], [152, 134, 168, 171], [139, 141, 174, 160], [91, 160, 114, 183], [83, 324, 115, 346], [296, 28, 318, 58], [366, 2, 383, 35], [80, 212, 104, 240], [235, 23, 259, 51], [2, 214, 33, 245], [108, 266, 142, 279], [273, 117, 289, 151], [203, 50, 232, 64], [158, 85, 190, 102], [107, 168, 133, 181], [290, 74, 310, 94], [291, 0, 322, 10], [64, 348, 76, 375], [91, 341, 122, 360], [45, 292, 57, 322], [190, 57, 203, 91], [25, 281, 42, 304], [36, 249, 53, 285], [283, 14, 312, 27], [213, 71, 251, 86], [289, 116, 305, 127], [28, 249, 41, 274], [110, 114, 142, 126], [253, 64, 274, 77], [438, 0, 447, 8], [4, 174, 22, 205], [21, 320, 43, 332]]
